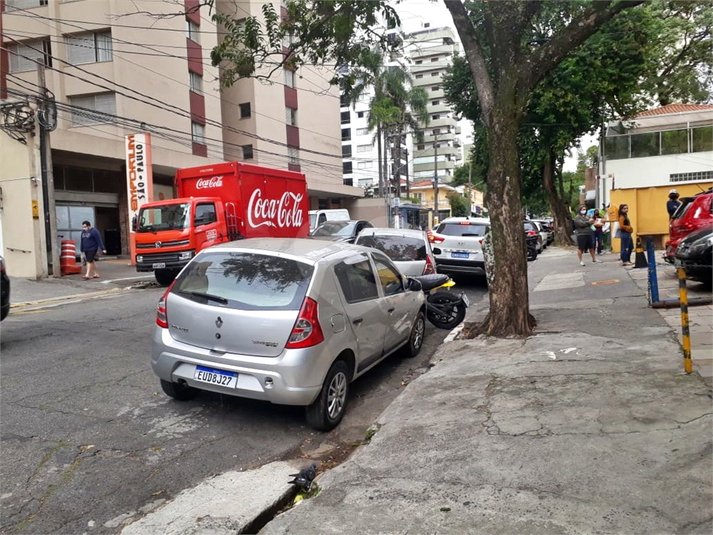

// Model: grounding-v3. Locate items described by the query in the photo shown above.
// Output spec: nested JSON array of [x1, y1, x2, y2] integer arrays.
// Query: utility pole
[[433, 132, 439, 226], [468, 162, 473, 216], [37, 64, 60, 276], [404, 148, 410, 200]]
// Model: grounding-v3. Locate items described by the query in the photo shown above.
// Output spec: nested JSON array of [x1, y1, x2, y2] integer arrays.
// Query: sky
[[391, 1, 601, 173]]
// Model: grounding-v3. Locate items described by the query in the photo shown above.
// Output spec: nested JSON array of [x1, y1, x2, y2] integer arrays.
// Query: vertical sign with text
[[125, 133, 153, 265]]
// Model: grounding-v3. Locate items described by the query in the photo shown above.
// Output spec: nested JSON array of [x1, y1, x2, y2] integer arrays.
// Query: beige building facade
[[1, 0, 356, 277]]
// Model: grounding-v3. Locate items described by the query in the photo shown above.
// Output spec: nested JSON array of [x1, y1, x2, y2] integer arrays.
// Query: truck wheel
[[306, 360, 350, 431], [155, 269, 177, 286]]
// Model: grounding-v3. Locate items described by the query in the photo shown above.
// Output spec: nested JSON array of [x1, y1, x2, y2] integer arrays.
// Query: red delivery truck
[[134, 161, 310, 285]]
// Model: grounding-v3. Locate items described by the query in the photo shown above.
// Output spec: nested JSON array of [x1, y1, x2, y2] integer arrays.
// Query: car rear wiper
[[460, 233, 483, 237], [180, 291, 228, 304]]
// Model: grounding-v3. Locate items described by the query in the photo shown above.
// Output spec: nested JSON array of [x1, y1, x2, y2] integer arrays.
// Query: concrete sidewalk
[[8, 257, 154, 307], [258, 248, 712, 534]]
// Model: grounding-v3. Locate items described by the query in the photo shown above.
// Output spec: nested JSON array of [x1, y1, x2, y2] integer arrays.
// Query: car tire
[[155, 269, 178, 287], [306, 360, 350, 432], [527, 246, 538, 261], [400, 310, 426, 358], [160, 379, 198, 401]]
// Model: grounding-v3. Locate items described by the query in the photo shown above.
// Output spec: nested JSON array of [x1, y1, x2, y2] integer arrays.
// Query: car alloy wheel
[[327, 371, 347, 420], [306, 360, 350, 431]]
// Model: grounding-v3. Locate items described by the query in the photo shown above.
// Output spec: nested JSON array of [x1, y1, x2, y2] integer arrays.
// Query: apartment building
[[405, 26, 463, 183], [0, 0, 355, 277]]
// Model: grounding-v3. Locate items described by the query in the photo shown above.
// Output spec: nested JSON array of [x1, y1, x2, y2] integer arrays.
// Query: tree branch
[[444, 0, 495, 121], [522, 0, 647, 96]]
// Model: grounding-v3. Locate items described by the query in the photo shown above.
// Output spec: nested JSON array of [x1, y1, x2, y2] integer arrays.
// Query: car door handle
[[388, 308, 395, 313], [352, 318, 363, 325]]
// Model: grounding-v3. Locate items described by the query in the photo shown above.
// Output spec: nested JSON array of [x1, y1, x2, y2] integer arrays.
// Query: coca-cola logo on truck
[[248, 189, 304, 229], [195, 176, 224, 189]]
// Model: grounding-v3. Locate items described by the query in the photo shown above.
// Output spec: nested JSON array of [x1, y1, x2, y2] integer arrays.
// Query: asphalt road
[[0, 278, 487, 534]]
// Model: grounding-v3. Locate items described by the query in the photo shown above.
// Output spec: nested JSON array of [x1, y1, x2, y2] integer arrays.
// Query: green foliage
[[447, 192, 470, 217]]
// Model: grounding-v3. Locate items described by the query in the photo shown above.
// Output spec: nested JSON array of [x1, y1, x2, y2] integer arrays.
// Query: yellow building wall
[[609, 183, 712, 252]]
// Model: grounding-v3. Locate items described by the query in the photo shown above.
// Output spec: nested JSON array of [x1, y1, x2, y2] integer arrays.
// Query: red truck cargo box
[[176, 161, 309, 238]]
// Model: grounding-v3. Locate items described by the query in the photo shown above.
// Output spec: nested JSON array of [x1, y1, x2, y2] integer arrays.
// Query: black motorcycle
[[408, 274, 468, 329]]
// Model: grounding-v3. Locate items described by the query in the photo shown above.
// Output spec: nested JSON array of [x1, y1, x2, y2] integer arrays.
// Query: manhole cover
[[591, 279, 620, 285]]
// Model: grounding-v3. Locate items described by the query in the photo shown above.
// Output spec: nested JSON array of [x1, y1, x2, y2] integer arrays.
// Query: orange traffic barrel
[[60, 240, 82, 275]]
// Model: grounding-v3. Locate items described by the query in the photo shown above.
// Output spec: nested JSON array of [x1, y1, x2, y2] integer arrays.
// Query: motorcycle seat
[[411, 273, 450, 291]]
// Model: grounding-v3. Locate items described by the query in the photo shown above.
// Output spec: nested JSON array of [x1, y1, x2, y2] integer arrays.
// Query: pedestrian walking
[[573, 205, 601, 266], [592, 209, 605, 255], [667, 189, 681, 219], [617, 204, 634, 266], [80, 220, 106, 280]]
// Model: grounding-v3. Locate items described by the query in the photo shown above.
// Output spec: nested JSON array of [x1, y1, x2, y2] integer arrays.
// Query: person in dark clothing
[[573, 205, 602, 266], [80, 220, 106, 279], [667, 189, 681, 219], [592, 209, 605, 255]]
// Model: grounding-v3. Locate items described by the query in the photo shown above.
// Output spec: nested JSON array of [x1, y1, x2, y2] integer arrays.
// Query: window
[[415, 74, 423, 79], [432, 100, 440, 106], [661, 129, 688, 155], [417, 144, 425, 150], [432, 114, 440, 120], [285, 106, 297, 126], [692, 125, 713, 153], [670, 171, 713, 183], [431, 71, 439, 77], [343, 161, 353, 174], [186, 20, 200, 43], [191, 121, 205, 144], [630, 132, 659, 158], [340, 94, 349, 107], [288, 146, 299, 165], [241, 144, 253, 159], [359, 236, 427, 262], [334, 257, 378, 303], [605, 135, 629, 160], [284, 69, 295, 88], [357, 144, 372, 153], [6, 0, 49, 9], [239, 102, 251, 119], [68, 92, 116, 126], [356, 127, 369, 136], [66, 31, 112, 64], [189, 71, 203, 95], [342, 145, 352, 158], [340, 111, 350, 124], [432, 85, 440, 91], [357, 161, 372, 169], [373, 256, 405, 296], [194, 203, 217, 225], [341, 128, 351, 141], [8, 39, 51, 72], [415, 60, 423, 65], [431, 57, 439, 62], [433, 128, 441, 135]]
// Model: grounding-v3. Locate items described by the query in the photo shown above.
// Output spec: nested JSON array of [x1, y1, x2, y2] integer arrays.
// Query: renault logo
[[215, 317, 223, 328], [155, 241, 162, 248]]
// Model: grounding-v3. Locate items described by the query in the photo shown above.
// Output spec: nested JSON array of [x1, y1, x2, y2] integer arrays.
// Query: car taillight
[[423, 255, 436, 275], [156, 281, 176, 328], [429, 232, 445, 244], [680, 221, 696, 233], [527, 231, 538, 237], [286, 297, 324, 349]]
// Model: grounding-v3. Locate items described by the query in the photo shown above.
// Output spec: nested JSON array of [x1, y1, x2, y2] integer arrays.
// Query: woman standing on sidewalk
[[80, 221, 106, 280], [592, 210, 605, 255], [618, 205, 634, 266]]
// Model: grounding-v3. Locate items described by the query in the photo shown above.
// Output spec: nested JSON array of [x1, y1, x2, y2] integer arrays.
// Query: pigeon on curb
[[288, 463, 317, 492]]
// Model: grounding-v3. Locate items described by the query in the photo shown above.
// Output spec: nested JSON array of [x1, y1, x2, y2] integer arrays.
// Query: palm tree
[[341, 49, 429, 199]]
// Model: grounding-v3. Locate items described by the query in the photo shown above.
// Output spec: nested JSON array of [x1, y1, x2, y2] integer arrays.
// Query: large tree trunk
[[473, 102, 536, 337], [544, 149, 574, 245]]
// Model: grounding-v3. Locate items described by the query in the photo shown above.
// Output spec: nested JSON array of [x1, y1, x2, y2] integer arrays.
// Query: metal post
[[405, 148, 410, 200], [677, 267, 692, 373], [646, 237, 659, 305]]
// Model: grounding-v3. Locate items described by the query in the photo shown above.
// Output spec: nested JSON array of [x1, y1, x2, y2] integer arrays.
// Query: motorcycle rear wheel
[[426, 292, 466, 329]]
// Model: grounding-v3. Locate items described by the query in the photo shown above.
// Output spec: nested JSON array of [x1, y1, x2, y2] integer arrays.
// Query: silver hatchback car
[[151, 238, 426, 431]]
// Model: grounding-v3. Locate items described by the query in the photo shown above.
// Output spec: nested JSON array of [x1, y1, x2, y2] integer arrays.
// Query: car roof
[[358, 227, 427, 238], [204, 238, 377, 265], [439, 217, 490, 225]]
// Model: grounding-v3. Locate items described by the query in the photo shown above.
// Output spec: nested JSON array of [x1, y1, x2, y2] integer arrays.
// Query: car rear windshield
[[172, 252, 314, 310], [523, 222, 538, 232], [436, 223, 489, 237], [357, 235, 427, 261], [671, 198, 695, 220]]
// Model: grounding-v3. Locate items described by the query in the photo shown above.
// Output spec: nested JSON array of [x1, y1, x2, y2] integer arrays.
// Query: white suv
[[428, 217, 490, 276]]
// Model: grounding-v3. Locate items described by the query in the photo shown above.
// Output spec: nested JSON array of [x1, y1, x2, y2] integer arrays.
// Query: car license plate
[[451, 252, 469, 259], [461, 293, 469, 307], [152, 262, 166, 269], [194, 365, 238, 388]]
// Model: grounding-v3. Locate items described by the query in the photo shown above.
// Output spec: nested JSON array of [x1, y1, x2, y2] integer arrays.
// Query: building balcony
[[413, 160, 456, 174], [413, 145, 459, 158], [428, 117, 457, 129]]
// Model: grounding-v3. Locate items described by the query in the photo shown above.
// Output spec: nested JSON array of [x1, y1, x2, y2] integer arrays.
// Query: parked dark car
[[674, 225, 712, 287], [310, 219, 374, 244], [665, 188, 713, 263], [523, 221, 543, 255], [1, 255, 10, 321]]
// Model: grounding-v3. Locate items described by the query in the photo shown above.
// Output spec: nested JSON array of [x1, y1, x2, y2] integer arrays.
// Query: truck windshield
[[137, 203, 191, 232]]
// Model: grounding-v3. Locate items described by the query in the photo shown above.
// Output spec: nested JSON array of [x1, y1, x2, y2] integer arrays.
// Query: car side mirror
[[432, 247, 442, 255], [406, 278, 422, 292]]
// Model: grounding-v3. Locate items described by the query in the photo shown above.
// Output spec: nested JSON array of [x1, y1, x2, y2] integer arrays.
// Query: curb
[[10, 287, 128, 309]]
